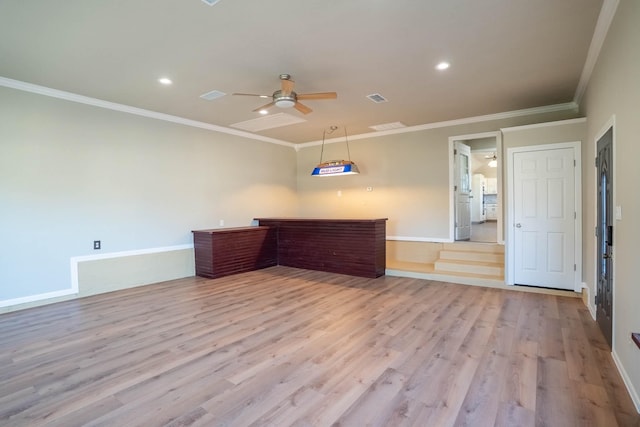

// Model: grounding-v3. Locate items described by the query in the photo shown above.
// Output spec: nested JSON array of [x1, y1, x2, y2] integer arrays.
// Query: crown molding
[[1, 75, 581, 149], [501, 117, 587, 133], [573, 0, 620, 105], [297, 102, 579, 149], [0, 76, 295, 149]]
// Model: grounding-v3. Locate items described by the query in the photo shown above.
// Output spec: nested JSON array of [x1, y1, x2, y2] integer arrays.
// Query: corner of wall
[[581, 282, 597, 320]]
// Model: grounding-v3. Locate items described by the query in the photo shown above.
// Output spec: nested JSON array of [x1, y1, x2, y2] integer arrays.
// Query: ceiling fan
[[485, 152, 498, 167], [233, 74, 337, 115]]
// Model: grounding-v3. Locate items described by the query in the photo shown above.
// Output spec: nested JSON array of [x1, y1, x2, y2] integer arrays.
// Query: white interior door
[[512, 147, 576, 290], [454, 141, 471, 240]]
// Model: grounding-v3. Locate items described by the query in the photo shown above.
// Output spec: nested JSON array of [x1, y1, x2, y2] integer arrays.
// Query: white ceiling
[[0, 0, 604, 144]]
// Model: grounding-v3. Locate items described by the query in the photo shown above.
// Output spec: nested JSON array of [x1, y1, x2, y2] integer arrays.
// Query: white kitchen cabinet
[[486, 178, 498, 194], [485, 204, 498, 220]]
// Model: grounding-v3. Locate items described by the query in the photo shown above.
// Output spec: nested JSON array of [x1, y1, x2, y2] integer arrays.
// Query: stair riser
[[442, 242, 504, 254], [439, 251, 504, 263], [435, 261, 504, 276]]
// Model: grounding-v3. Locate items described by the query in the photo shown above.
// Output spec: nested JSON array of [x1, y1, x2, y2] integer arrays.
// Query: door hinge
[[454, 149, 457, 155], [454, 185, 457, 191], [595, 294, 598, 305], [595, 157, 598, 167], [595, 226, 598, 237], [574, 212, 577, 219], [574, 264, 576, 271], [574, 159, 576, 167]]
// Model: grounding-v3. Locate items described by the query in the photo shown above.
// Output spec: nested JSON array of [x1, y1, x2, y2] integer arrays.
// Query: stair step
[[439, 250, 504, 263], [434, 259, 504, 276]]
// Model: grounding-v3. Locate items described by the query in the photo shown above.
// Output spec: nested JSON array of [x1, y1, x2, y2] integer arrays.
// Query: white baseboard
[[612, 350, 640, 413], [0, 288, 77, 308], [581, 282, 597, 320]]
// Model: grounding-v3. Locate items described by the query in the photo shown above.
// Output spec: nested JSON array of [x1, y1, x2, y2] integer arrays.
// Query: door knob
[[515, 223, 522, 228]]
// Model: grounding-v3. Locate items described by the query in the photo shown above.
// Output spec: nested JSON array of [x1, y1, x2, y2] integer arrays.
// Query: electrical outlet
[[219, 219, 225, 227], [93, 240, 101, 250]]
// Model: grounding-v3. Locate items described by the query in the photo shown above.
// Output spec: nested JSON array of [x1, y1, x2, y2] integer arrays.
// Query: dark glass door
[[596, 127, 613, 347]]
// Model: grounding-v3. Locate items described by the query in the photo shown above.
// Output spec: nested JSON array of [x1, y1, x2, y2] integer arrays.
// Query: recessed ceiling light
[[158, 77, 173, 85], [436, 62, 450, 70], [259, 109, 269, 115]]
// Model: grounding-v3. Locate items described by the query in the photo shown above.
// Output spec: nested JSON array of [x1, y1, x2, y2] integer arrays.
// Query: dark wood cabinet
[[254, 218, 387, 278], [192, 226, 277, 279]]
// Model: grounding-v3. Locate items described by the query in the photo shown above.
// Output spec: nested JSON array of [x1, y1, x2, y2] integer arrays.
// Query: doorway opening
[[449, 132, 502, 244]]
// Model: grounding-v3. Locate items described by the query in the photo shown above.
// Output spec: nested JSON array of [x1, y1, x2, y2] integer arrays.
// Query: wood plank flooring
[[1, 266, 638, 426]]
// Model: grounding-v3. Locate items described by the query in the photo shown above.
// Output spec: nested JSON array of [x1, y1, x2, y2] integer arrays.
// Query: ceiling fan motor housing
[[273, 90, 297, 108]]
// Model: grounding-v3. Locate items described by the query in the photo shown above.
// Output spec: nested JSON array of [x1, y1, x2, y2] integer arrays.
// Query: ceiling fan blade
[[232, 93, 271, 98], [297, 92, 338, 100], [281, 79, 295, 96], [252, 101, 275, 112], [294, 102, 312, 115]]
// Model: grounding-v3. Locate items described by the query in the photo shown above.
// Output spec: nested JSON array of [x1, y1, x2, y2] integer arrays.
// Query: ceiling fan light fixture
[[275, 98, 296, 108]]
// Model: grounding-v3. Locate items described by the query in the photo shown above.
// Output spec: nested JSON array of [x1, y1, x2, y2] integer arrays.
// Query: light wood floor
[[1, 267, 638, 427]]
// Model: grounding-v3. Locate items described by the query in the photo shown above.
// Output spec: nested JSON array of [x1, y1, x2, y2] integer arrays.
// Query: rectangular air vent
[[369, 122, 406, 131], [230, 113, 306, 132], [199, 90, 226, 101], [201, 0, 222, 5], [366, 93, 388, 103]]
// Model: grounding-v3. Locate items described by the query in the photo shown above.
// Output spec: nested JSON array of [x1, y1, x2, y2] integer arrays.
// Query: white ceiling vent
[[230, 113, 306, 132], [201, 0, 222, 6], [199, 90, 226, 101], [369, 122, 406, 131], [366, 93, 388, 103]]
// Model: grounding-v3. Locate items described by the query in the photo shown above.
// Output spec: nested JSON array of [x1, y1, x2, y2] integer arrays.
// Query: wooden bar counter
[[192, 226, 277, 279], [254, 218, 387, 278]]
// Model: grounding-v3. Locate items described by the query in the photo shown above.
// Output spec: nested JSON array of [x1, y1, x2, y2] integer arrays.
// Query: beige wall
[[500, 119, 587, 240], [580, 0, 640, 408], [0, 86, 298, 309], [502, 119, 586, 149], [296, 111, 580, 241]]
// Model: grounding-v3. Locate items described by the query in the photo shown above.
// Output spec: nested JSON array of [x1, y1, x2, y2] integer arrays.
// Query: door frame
[[448, 131, 503, 243], [505, 141, 582, 291]]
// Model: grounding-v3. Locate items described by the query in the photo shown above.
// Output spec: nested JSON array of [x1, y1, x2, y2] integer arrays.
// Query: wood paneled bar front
[[254, 218, 387, 278], [192, 226, 277, 279]]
